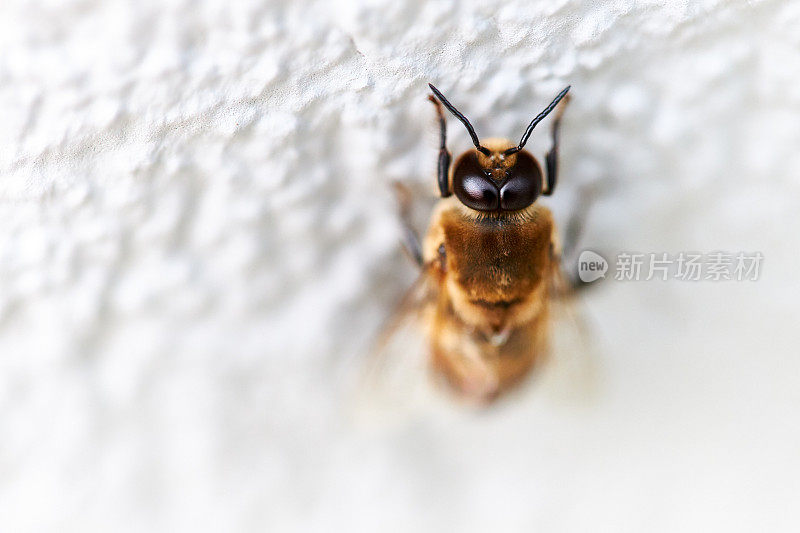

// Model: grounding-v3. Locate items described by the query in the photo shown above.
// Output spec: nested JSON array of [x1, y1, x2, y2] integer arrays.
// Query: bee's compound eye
[[499, 151, 542, 211], [499, 175, 537, 211], [455, 174, 499, 211], [452, 151, 500, 212]]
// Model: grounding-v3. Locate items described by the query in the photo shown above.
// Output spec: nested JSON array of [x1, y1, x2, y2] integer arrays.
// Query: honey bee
[[386, 83, 577, 403]]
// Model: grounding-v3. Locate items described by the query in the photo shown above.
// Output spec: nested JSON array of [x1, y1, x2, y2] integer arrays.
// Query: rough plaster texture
[[1, 0, 799, 531]]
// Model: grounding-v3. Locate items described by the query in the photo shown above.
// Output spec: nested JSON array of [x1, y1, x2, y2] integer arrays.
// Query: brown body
[[421, 139, 559, 401]]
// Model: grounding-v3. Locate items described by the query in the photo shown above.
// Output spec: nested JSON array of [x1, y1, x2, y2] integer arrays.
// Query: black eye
[[499, 151, 542, 211], [457, 174, 499, 211], [499, 175, 536, 211], [452, 152, 499, 211]]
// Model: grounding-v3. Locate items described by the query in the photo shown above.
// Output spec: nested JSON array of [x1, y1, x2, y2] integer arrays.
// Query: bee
[[387, 83, 576, 403]]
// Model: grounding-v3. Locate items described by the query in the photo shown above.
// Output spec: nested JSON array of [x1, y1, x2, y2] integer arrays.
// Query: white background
[[1, 0, 799, 531]]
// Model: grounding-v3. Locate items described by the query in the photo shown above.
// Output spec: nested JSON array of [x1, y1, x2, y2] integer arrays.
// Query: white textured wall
[[2, 0, 799, 531]]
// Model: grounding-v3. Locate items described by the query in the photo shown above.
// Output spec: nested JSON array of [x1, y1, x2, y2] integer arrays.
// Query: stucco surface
[[1, 0, 799, 531]]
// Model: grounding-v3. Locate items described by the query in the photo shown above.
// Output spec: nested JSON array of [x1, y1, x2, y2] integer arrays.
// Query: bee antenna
[[504, 85, 571, 156], [428, 83, 491, 156]]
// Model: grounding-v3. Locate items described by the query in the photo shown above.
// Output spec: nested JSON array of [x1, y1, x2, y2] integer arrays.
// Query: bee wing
[[549, 266, 592, 340], [348, 263, 447, 423], [538, 261, 602, 404], [368, 265, 436, 363]]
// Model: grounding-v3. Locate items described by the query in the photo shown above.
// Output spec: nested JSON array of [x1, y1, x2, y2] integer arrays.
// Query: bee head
[[428, 84, 570, 213], [451, 144, 542, 212]]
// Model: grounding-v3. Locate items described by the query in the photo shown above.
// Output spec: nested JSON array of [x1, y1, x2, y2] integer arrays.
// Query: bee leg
[[392, 181, 423, 267], [428, 95, 452, 198], [562, 183, 596, 261], [561, 183, 600, 290], [542, 94, 570, 196]]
